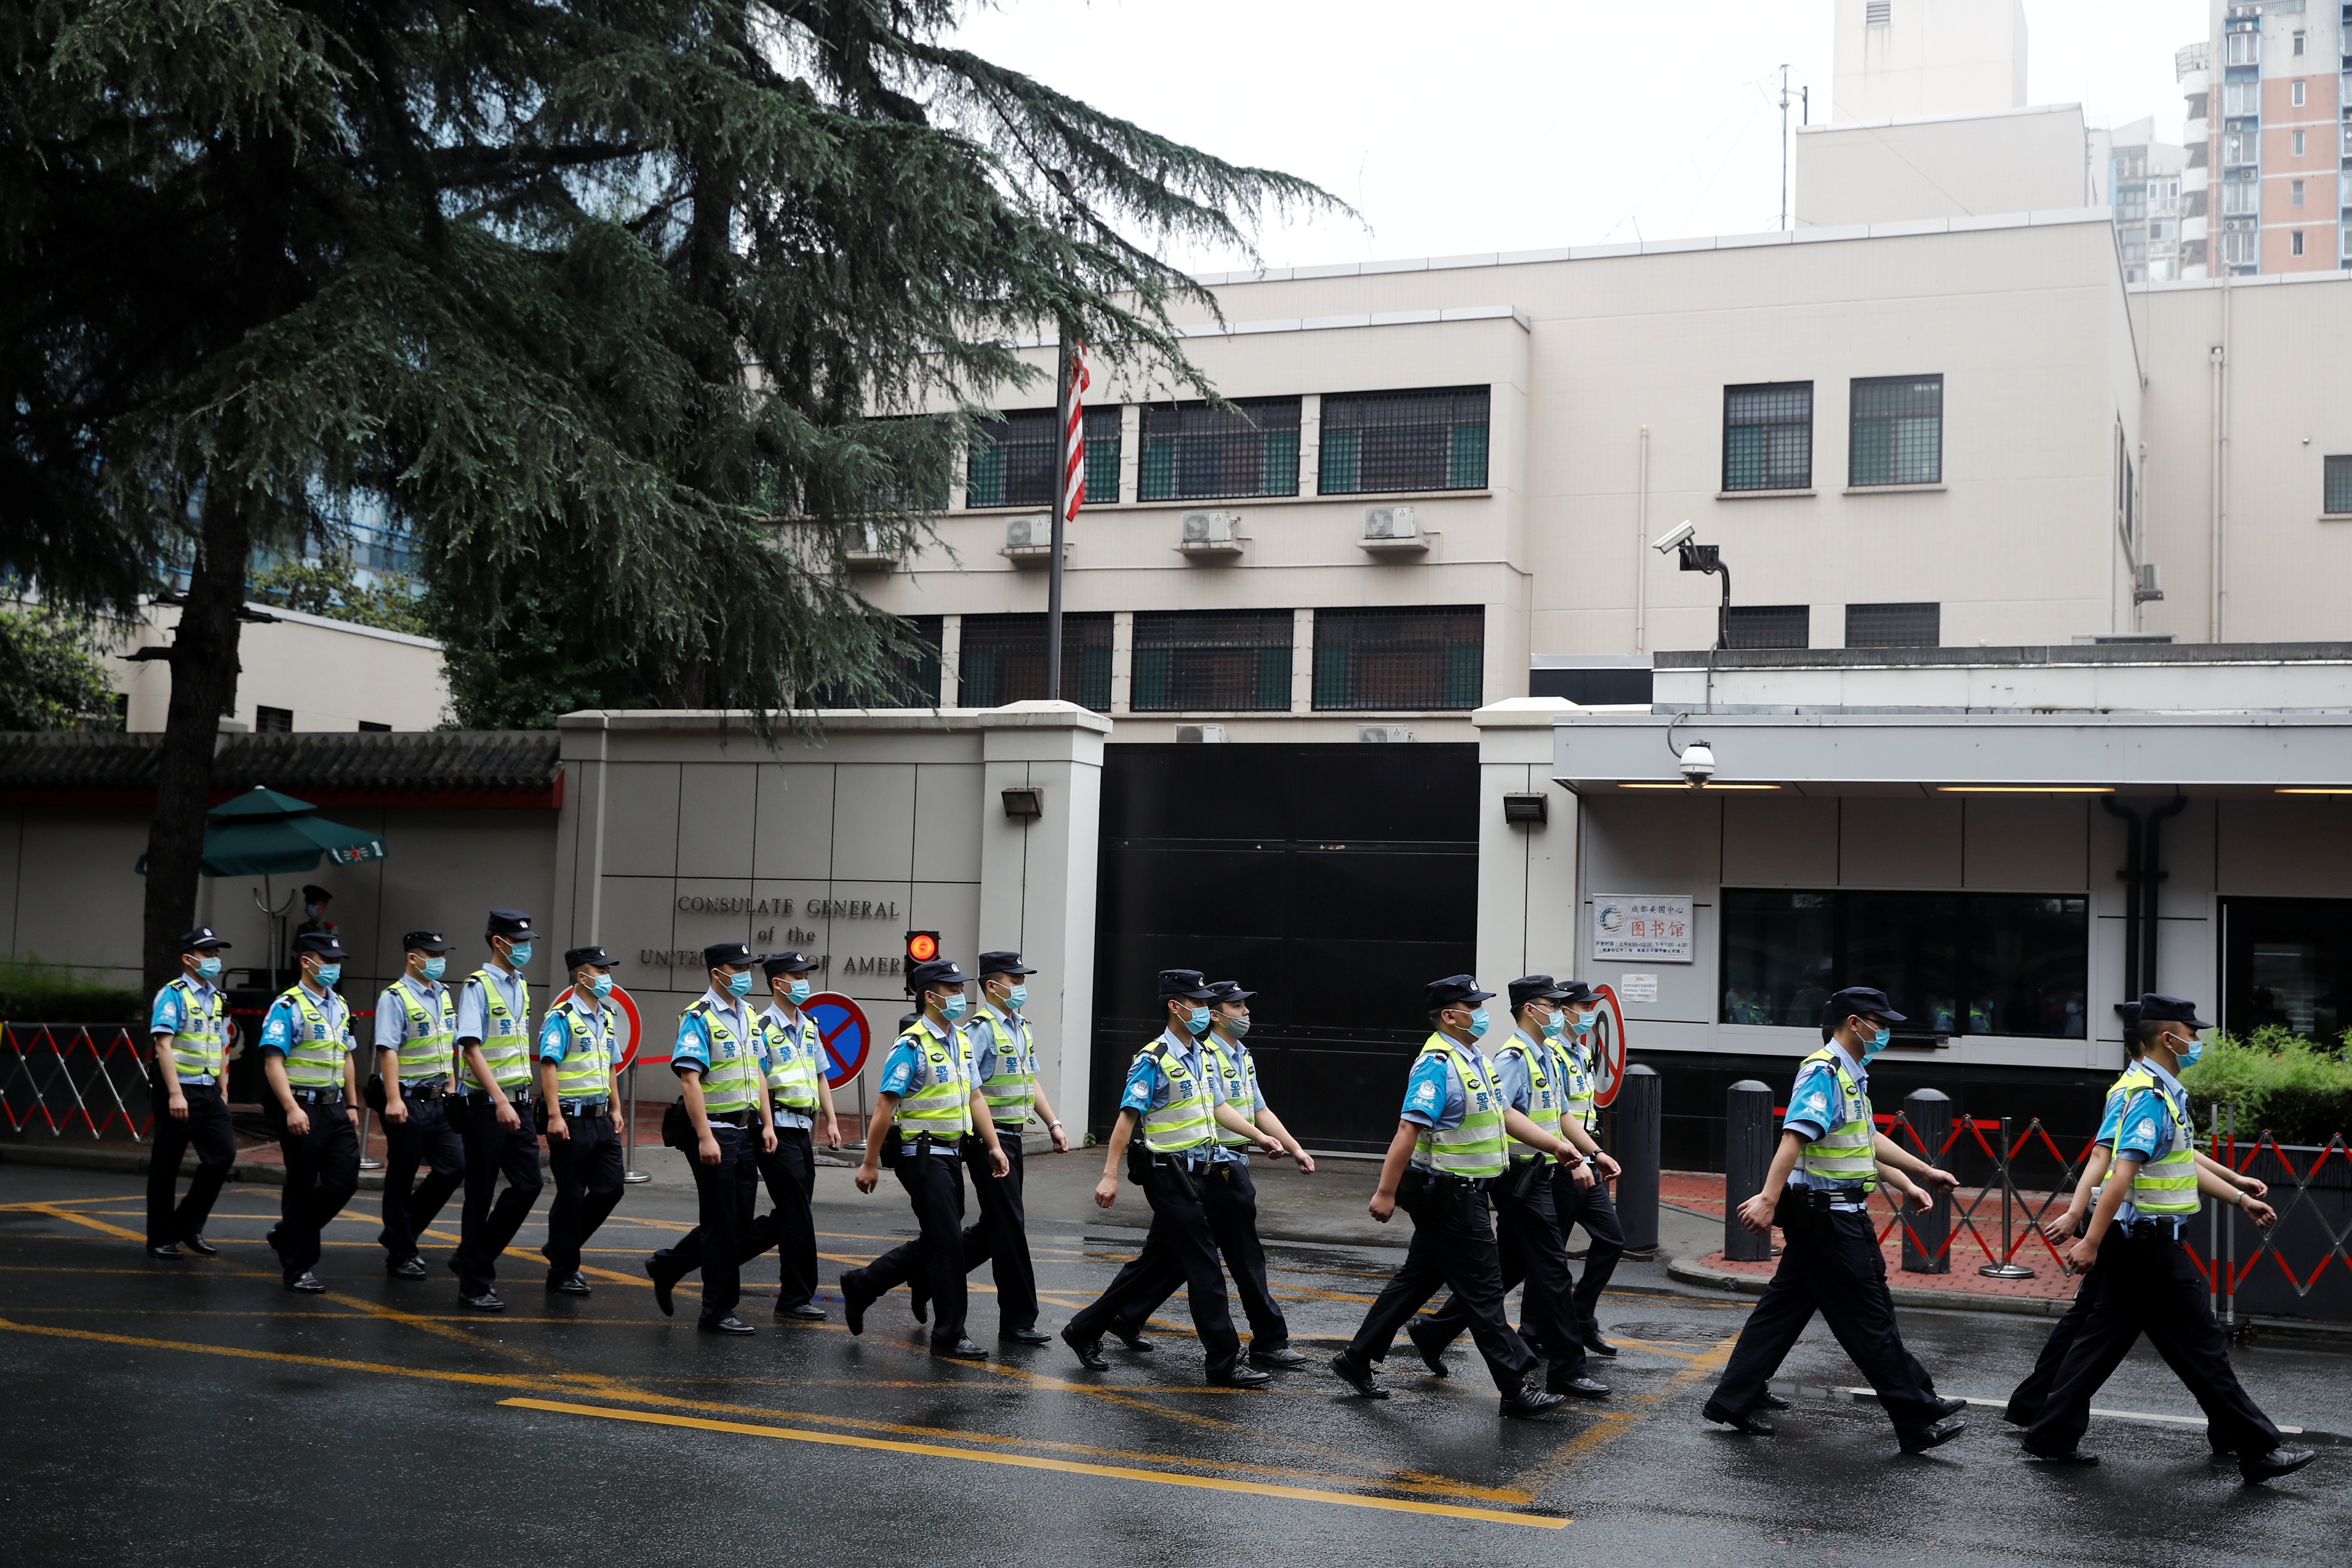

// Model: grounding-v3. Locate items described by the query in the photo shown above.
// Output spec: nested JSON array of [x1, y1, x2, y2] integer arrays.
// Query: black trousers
[[1709, 1194, 1944, 1438], [2023, 1228, 2284, 1457], [656, 1123, 760, 1323], [1068, 1159, 1243, 1376], [1347, 1174, 1534, 1395], [2005, 1260, 2103, 1426], [270, 1102, 360, 1277], [734, 1126, 820, 1307], [1423, 1163, 1587, 1382], [948, 1132, 1037, 1329], [146, 1081, 235, 1246], [452, 1092, 544, 1296], [845, 1141, 970, 1347], [1555, 1165, 1626, 1340], [542, 1110, 625, 1275], [377, 1094, 463, 1261], [1107, 1158, 1291, 1350]]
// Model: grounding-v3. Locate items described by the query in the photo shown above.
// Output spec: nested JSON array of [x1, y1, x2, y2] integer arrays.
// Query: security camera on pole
[[1651, 520, 1733, 651]]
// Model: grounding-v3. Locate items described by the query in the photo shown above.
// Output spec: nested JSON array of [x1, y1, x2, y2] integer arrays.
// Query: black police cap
[[977, 950, 1036, 977], [302, 885, 333, 902], [295, 931, 347, 960], [564, 945, 614, 970], [1824, 986, 1906, 1026], [402, 929, 455, 954], [703, 941, 754, 970], [1425, 974, 1494, 1011], [1555, 980, 1602, 1007], [178, 927, 231, 952], [1158, 968, 1216, 1001], [1207, 980, 1255, 1003], [763, 950, 820, 978], [1508, 974, 1572, 1008], [910, 958, 973, 992], [486, 908, 534, 939], [2138, 992, 2212, 1031]]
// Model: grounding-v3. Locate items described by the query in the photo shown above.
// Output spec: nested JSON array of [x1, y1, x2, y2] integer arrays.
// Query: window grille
[[807, 616, 942, 707], [1845, 602, 1940, 648], [2325, 455, 2352, 514], [1722, 382, 1813, 491], [1130, 610, 1295, 712], [1865, 0, 1889, 22], [1317, 386, 1491, 494], [1082, 407, 1121, 504], [955, 613, 1112, 711], [1724, 605, 1809, 650], [1138, 398, 1300, 501], [1849, 374, 1943, 487], [1311, 606, 1484, 711], [965, 409, 1055, 508], [255, 706, 294, 733]]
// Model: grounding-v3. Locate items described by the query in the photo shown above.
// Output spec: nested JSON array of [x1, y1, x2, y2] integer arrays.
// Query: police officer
[[294, 884, 337, 942], [1552, 980, 1628, 1358], [1702, 986, 1969, 1452], [1101, 979, 1314, 1369], [373, 930, 462, 1279], [536, 946, 627, 1297], [144, 927, 236, 1259], [1410, 976, 1608, 1399], [839, 957, 1008, 1359], [256, 933, 362, 1293], [644, 943, 778, 1335], [450, 909, 544, 1313], [743, 950, 841, 1320], [1062, 970, 1283, 1387], [2021, 995, 2315, 1483]]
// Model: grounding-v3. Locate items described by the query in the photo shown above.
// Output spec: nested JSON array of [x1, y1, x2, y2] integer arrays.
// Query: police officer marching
[[1550, 980, 1629, 1359], [644, 943, 778, 1335], [144, 927, 237, 1260], [2019, 993, 2315, 1484], [1702, 986, 1969, 1452], [536, 946, 628, 1298], [747, 950, 841, 1321], [372, 930, 462, 1280], [257, 932, 363, 1294], [839, 956, 1008, 1359], [1328, 975, 1580, 1417], [1061, 969, 1283, 1387], [450, 909, 545, 1312]]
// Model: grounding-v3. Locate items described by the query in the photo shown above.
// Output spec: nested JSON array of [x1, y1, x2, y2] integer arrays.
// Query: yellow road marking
[[500, 1398, 1566, 1529], [25, 1204, 144, 1241], [1503, 1332, 1742, 1496]]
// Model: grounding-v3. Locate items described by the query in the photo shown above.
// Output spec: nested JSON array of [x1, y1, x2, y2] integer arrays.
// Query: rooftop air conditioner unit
[[1178, 511, 1243, 556], [1360, 505, 1426, 554], [1357, 725, 1414, 743], [1174, 723, 1230, 744], [1001, 514, 1063, 567], [844, 524, 897, 570]]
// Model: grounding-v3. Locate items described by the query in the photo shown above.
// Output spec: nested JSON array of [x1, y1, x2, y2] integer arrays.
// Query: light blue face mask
[[1539, 1011, 1565, 1038], [1863, 1024, 1891, 1059], [195, 956, 222, 980], [506, 941, 533, 968], [1467, 1006, 1491, 1040], [313, 963, 342, 987], [788, 978, 812, 1006], [726, 970, 754, 998], [1572, 1010, 1596, 1034], [1185, 1004, 1212, 1036], [2176, 1034, 2205, 1071], [940, 992, 969, 1023], [1005, 983, 1028, 1011], [421, 957, 447, 981], [589, 974, 613, 998]]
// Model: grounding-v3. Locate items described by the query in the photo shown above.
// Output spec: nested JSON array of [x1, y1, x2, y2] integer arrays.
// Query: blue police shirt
[[1201, 1031, 1262, 1164], [2113, 1059, 2195, 1227], [148, 977, 221, 1084], [760, 1002, 821, 1131], [1782, 1042, 1871, 1199], [877, 1014, 969, 1156], [1120, 1027, 1227, 1159], [454, 962, 531, 1046], [537, 999, 615, 1067], [672, 988, 752, 1074], [1488, 1031, 1545, 1118], [373, 974, 453, 1067], [258, 981, 355, 1062], [1400, 1037, 1498, 1130]]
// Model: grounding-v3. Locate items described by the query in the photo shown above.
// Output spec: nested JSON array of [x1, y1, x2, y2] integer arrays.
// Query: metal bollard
[[1977, 1113, 2036, 1279], [1615, 1063, 1662, 1254], [621, 1061, 649, 1185], [1723, 1079, 1774, 1263], [1899, 1088, 1952, 1274]]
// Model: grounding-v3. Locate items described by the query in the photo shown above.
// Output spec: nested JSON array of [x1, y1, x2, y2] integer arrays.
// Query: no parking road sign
[[804, 992, 873, 1087]]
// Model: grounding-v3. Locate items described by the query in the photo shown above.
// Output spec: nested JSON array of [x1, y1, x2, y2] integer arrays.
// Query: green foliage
[[248, 551, 436, 640], [0, 952, 142, 1023], [0, 609, 119, 731], [2181, 1027, 2352, 1147]]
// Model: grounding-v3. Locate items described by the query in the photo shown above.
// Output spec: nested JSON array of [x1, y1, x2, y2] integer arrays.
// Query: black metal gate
[[1090, 742, 1477, 1152]]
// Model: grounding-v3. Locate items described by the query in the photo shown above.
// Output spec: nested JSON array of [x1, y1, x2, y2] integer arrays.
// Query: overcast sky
[[950, 0, 2211, 273]]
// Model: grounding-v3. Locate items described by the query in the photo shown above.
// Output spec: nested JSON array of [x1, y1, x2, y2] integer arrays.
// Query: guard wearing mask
[[1551, 981, 1628, 1358], [741, 951, 841, 1320], [450, 909, 544, 1313], [1061, 970, 1281, 1387], [1102, 979, 1314, 1369], [1409, 976, 1608, 1399], [144, 928, 236, 1259], [536, 946, 627, 1297], [2021, 995, 2315, 1484], [644, 943, 777, 1335], [256, 933, 363, 1293], [839, 958, 1008, 1359], [372, 931, 462, 1279], [1703, 987, 1969, 1453], [294, 885, 337, 942]]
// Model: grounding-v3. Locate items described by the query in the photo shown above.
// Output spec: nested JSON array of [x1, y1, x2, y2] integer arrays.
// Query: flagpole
[[1047, 321, 1069, 702]]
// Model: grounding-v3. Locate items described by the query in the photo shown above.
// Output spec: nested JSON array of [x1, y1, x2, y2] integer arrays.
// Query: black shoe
[[698, 1316, 755, 1336], [1328, 1349, 1389, 1399], [1209, 1364, 1274, 1387], [1581, 1334, 1620, 1359], [1702, 1399, 1775, 1435], [1899, 1419, 1968, 1455], [933, 1337, 987, 1359], [1933, 1396, 1969, 1421], [1548, 1376, 1610, 1400], [1001, 1325, 1052, 1345], [1109, 1326, 1155, 1353], [842, 1279, 874, 1337], [1501, 1384, 1568, 1420], [776, 1301, 828, 1320], [387, 1256, 428, 1280], [910, 1293, 929, 1325], [1758, 1391, 1792, 1411], [1063, 1329, 1110, 1371], [645, 1257, 676, 1318], [546, 1271, 591, 1296], [1250, 1347, 1311, 1370], [1406, 1319, 1449, 1377], [2021, 1444, 2097, 1466], [459, 1289, 505, 1312], [145, 1243, 184, 1259], [2241, 1447, 2318, 1485], [284, 1271, 326, 1294], [181, 1234, 218, 1257]]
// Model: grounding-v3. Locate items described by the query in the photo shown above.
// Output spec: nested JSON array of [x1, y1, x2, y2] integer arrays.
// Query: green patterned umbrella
[[136, 786, 386, 877]]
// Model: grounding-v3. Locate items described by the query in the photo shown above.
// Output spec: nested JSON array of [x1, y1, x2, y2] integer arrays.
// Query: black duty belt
[[707, 1110, 753, 1129], [288, 1088, 344, 1107], [400, 1081, 446, 1099], [467, 1087, 530, 1104], [771, 1099, 818, 1116], [559, 1099, 610, 1117], [1147, 1152, 1210, 1172], [2122, 1218, 2187, 1241], [1413, 1167, 1490, 1192]]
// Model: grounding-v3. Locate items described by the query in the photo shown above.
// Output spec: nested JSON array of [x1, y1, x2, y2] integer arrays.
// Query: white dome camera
[[1678, 741, 1716, 787]]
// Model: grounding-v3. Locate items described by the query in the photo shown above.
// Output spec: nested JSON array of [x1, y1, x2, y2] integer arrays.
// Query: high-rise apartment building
[[2091, 118, 2189, 283], [2180, 0, 2344, 278]]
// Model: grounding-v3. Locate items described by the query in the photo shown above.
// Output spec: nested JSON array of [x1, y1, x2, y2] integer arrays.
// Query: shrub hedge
[[2181, 1026, 2352, 1148]]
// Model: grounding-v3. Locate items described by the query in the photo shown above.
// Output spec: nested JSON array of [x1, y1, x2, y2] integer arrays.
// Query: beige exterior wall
[[1831, 0, 2028, 123], [114, 603, 449, 733], [1795, 104, 2087, 229]]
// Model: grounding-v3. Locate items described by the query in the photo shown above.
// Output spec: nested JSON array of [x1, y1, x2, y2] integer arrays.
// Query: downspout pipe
[[2102, 797, 2144, 1004], [2142, 793, 2189, 995]]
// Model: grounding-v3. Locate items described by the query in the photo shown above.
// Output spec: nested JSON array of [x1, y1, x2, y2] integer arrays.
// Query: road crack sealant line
[[1800, 1384, 2348, 1445]]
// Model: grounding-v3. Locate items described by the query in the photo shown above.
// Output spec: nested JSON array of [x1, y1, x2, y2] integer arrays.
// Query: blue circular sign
[[805, 992, 873, 1087]]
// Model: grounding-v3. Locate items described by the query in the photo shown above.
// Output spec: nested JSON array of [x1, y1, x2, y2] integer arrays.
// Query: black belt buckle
[[407, 1082, 443, 1101], [561, 1099, 608, 1118]]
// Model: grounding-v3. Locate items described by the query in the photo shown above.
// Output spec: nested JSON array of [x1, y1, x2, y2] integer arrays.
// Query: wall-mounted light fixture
[[1001, 785, 1044, 820], [1503, 793, 1548, 825]]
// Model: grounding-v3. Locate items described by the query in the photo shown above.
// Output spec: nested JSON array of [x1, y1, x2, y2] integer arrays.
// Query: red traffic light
[[904, 931, 939, 964]]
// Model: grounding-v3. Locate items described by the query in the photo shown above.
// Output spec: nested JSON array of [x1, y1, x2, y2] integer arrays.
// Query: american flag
[[1060, 343, 1090, 526]]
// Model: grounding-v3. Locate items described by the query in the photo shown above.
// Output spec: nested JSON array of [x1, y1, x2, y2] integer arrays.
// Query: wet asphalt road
[[3, 1152, 2346, 1565]]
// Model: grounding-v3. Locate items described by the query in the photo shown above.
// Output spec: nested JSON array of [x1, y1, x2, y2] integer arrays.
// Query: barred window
[[1131, 610, 1294, 712], [1311, 606, 1483, 711], [255, 705, 294, 733], [1138, 398, 1300, 501], [1845, 602, 1939, 648], [1082, 407, 1121, 505], [2325, 455, 2352, 515], [1723, 383, 1813, 492], [965, 409, 1054, 508], [1318, 386, 1490, 494], [955, 613, 1112, 711], [809, 616, 942, 707], [1850, 375, 1943, 487], [1724, 605, 1809, 650]]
